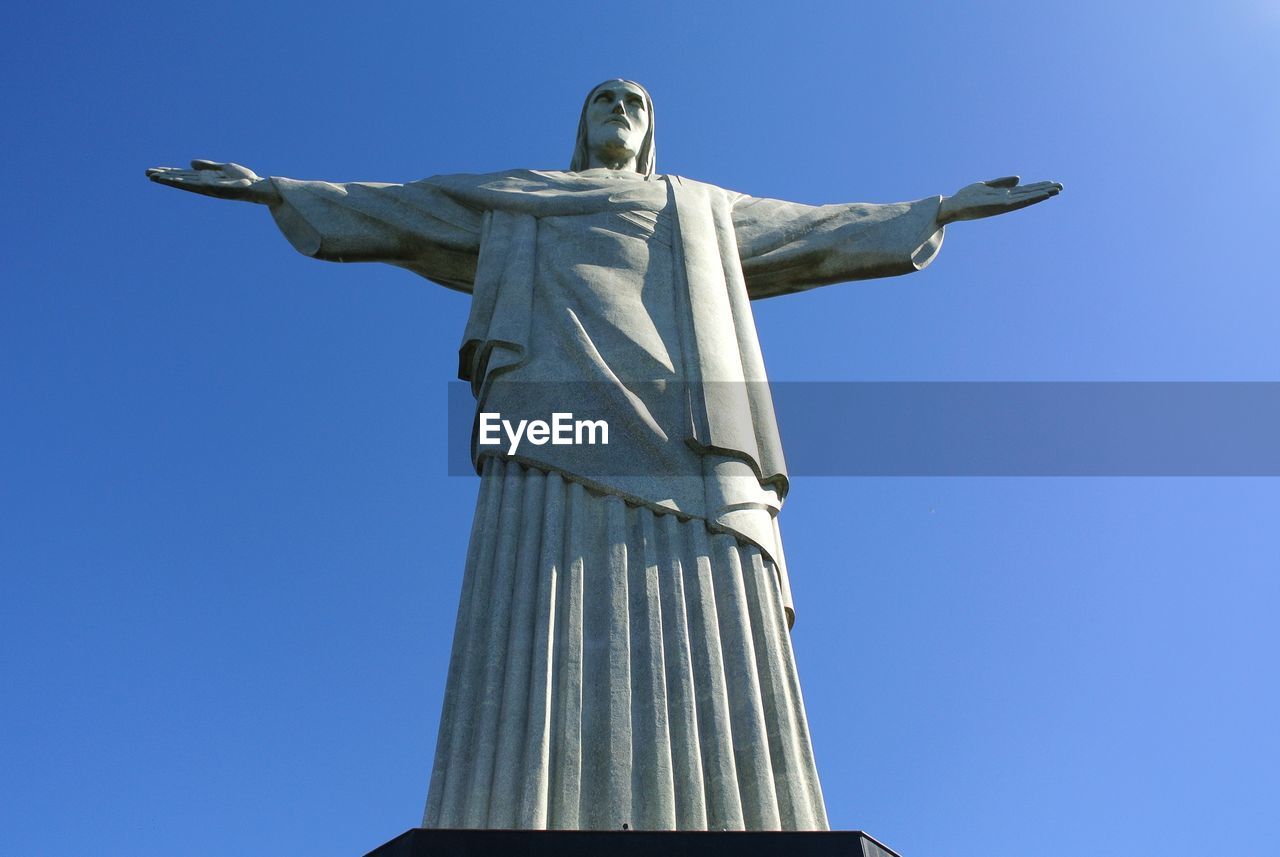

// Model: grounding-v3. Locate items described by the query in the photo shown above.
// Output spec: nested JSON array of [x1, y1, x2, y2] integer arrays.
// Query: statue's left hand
[[145, 160, 281, 205], [937, 176, 1062, 226]]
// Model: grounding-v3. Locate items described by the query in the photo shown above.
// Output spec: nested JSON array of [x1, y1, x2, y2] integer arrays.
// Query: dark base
[[364, 828, 901, 857]]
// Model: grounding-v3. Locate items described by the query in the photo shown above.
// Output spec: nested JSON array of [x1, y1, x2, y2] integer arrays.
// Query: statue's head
[[570, 79, 656, 176]]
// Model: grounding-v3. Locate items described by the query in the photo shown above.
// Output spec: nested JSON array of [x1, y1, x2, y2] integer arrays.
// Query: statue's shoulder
[[664, 174, 748, 205], [417, 168, 616, 194], [411, 168, 537, 186]]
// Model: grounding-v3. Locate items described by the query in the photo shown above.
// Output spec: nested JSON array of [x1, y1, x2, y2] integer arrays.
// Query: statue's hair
[[570, 79, 656, 176]]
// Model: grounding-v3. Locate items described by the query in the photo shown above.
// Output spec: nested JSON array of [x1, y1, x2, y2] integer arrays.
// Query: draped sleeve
[[267, 177, 485, 293], [732, 193, 945, 299]]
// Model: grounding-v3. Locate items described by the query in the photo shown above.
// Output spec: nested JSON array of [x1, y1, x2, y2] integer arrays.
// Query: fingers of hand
[[191, 159, 226, 170], [984, 175, 1021, 188], [147, 167, 200, 184], [147, 167, 253, 198], [1008, 189, 1057, 210], [1006, 192, 1051, 205], [1010, 181, 1061, 196]]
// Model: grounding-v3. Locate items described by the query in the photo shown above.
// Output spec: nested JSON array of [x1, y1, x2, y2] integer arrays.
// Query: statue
[[147, 79, 1060, 833]]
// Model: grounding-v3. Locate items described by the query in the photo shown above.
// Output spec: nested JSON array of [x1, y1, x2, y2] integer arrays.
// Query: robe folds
[[266, 169, 945, 830]]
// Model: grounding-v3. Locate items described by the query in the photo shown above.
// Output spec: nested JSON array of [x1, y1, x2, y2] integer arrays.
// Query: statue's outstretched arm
[[734, 192, 946, 298], [146, 160, 281, 206], [147, 160, 483, 292], [734, 175, 1062, 299]]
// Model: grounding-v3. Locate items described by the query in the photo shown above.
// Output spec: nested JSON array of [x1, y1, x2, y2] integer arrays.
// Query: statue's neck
[[587, 145, 638, 173]]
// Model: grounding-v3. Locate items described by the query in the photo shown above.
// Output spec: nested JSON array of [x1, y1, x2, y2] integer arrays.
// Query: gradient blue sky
[[3, 2, 1277, 855]]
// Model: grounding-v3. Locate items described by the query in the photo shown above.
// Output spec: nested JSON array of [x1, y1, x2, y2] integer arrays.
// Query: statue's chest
[[536, 206, 675, 278], [530, 207, 683, 374]]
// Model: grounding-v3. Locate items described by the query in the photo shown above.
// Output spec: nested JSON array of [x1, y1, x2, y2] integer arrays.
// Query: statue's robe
[[268, 169, 944, 831]]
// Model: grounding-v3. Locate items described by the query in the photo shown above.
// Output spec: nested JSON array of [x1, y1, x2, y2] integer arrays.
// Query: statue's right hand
[[145, 160, 280, 205]]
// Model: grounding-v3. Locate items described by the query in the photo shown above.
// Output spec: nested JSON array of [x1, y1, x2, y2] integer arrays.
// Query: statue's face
[[584, 81, 649, 161]]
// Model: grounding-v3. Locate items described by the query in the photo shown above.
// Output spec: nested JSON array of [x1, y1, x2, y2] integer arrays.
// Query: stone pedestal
[[364, 828, 901, 857]]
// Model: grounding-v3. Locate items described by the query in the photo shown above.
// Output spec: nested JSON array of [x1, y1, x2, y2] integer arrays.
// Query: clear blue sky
[[2, 2, 1277, 855]]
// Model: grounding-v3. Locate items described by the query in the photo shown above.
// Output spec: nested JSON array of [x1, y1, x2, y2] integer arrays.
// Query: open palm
[[145, 160, 279, 204]]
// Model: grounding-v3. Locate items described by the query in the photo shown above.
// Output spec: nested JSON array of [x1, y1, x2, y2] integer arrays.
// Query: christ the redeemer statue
[[147, 79, 1060, 833]]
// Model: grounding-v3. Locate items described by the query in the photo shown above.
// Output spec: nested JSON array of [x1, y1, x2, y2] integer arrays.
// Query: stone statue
[[147, 79, 1060, 833]]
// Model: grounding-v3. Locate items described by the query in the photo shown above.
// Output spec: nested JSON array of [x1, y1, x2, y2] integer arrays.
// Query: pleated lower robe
[[423, 458, 828, 830]]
